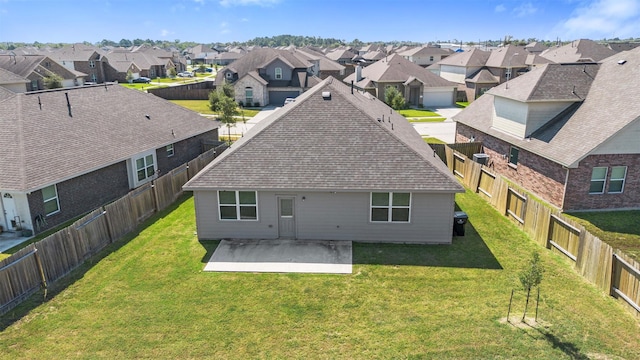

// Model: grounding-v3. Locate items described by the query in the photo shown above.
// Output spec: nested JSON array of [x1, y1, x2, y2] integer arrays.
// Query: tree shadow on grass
[[518, 324, 589, 360], [352, 223, 502, 269], [0, 194, 193, 331]]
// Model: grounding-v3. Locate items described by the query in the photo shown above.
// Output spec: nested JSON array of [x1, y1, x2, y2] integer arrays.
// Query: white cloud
[[514, 2, 537, 17], [553, 0, 640, 39], [219, 0, 280, 7], [161, 29, 174, 37], [219, 22, 231, 34], [495, 4, 506, 12], [241, 17, 249, 22], [194, 0, 205, 3]]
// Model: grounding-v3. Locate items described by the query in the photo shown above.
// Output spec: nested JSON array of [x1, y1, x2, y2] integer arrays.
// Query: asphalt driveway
[[204, 239, 353, 274]]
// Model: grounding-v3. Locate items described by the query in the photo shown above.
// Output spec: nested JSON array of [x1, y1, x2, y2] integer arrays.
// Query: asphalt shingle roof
[[540, 39, 618, 63], [343, 53, 456, 89], [0, 85, 218, 192], [185, 77, 463, 193], [454, 47, 640, 167]]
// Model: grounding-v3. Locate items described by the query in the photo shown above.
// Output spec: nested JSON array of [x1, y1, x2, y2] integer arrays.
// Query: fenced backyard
[[439, 145, 640, 318], [0, 147, 222, 315]]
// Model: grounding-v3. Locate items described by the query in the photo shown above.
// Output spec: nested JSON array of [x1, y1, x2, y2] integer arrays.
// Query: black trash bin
[[453, 211, 468, 236]]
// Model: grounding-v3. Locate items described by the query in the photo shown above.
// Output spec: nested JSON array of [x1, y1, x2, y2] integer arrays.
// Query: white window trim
[[89, 60, 96, 68], [166, 144, 174, 157], [218, 190, 258, 221], [129, 150, 157, 188], [275, 67, 283, 80], [43, 184, 60, 216], [370, 192, 411, 223], [589, 166, 608, 194], [608, 166, 627, 194]]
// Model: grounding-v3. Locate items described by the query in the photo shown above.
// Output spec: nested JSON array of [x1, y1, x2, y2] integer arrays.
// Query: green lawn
[[2, 191, 639, 359], [120, 83, 168, 91], [423, 136, 446, 144], [456, 102, 469, 108], [397, 109, 439, 117], [170, 100, 260, 117], [564, 210, 640, 261]]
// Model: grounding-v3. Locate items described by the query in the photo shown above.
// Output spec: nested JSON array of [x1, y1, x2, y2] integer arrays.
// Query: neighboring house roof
[[215, 48, 312, 86], [0, 55, 85, 80], [185, 77, 463, 193], [326, 49, 357, 61], [294, 48, 346, 72], [437, 48, 490, 67], [46, 43, 104, 62], [104, 51, 168, 71], [0, 85, 218, 192], [540, 39, 618, 63], [488, 62, 598, 101], [0, 67, 29, 85], [524, 42, 549, 53], [398, 46, 453, 58], [467, 69, 499, 84], [361, 50, 385, 61], [485, 45, 528, 68], [343, 53, 456, 89], [454, 47, 640, 167], [0, 86, 16, 101]]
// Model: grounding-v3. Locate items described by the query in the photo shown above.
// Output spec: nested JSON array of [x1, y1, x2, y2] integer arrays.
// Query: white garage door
[[423, 90, 454, 107]]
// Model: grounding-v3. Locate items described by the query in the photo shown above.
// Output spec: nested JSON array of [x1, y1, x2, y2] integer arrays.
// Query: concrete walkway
[[205, 239, 353, 274], [411, 107, 462, 144], [0, 232, 31, 253]]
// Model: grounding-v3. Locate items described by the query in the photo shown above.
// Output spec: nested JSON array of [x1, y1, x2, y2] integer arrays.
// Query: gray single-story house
[[184, 76, 464, 244]]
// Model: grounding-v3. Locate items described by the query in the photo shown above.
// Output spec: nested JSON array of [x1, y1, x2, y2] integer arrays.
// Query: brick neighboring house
[[46, 43, 106, 83], [0, 54, 86, 91], [343, 53, 457, 108], [454, 47, 640, 211], [215, 48, 321, 106], [0, 85, 219, 234], [103, 50, 174, 81]]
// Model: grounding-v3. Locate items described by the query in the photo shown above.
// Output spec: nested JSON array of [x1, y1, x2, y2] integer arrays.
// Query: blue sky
[[1, 0, 639, 44]]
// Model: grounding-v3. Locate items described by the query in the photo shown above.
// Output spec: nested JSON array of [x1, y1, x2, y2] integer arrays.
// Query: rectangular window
[[589, 167, 607, 194], [429, 56, 434, 62], [31, 80, 38, 90], [275, 67, 283, 80], [218, 191, 258, 220], [509, 146, 519, 166], [609, 166, 627, 193], [89, 60, 95, 68], [245, 88, 253, 105], [42, 185, 60, 216], [136, 154, 155, 182], [371, 192, 410, 223], [166, 144, 174, 157], [91, 73, 97, 82]]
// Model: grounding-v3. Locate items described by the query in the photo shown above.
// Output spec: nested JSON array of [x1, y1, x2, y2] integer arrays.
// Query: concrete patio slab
[[204, 239, 352, 274]]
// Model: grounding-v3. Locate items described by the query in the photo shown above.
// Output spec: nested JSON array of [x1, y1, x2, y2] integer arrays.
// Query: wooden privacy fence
[[444, 147, 640, 318], [0, 148, 219, 315]]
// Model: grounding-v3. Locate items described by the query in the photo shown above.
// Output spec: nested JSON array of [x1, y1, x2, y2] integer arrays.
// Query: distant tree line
[[2, 35, 640, 51]]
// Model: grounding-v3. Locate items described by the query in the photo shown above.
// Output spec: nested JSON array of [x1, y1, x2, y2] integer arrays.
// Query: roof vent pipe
[[351, 80, 354, 94], [65, 92, 72, 117]]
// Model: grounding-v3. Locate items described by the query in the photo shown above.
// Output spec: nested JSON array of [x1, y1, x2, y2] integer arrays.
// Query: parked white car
[[177, 72, 194, 77]]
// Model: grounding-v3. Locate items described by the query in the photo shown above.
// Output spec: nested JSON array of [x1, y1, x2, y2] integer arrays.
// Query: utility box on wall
[[473, 153, 489, 165]]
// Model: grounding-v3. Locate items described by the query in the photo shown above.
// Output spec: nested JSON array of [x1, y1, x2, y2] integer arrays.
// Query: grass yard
[[423, 136, 446, 144], [564, 210, 640, 261], [1, 191, 639, 359], [120, 83, 168, 91], [456, 102, 469, 108], [170, 100, 261, 117], [397, 109, 439, 117]]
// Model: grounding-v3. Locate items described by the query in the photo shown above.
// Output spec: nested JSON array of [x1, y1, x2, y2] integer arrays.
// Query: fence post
[[33, 248, 48, 297], [610, 254, 617, 297]]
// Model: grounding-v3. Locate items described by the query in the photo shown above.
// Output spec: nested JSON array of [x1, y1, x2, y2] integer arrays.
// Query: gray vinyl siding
[[193, 190, 456, 244]]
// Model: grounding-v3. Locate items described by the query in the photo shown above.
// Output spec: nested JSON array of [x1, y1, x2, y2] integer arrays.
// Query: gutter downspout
[[561, 166, 570, 211]]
